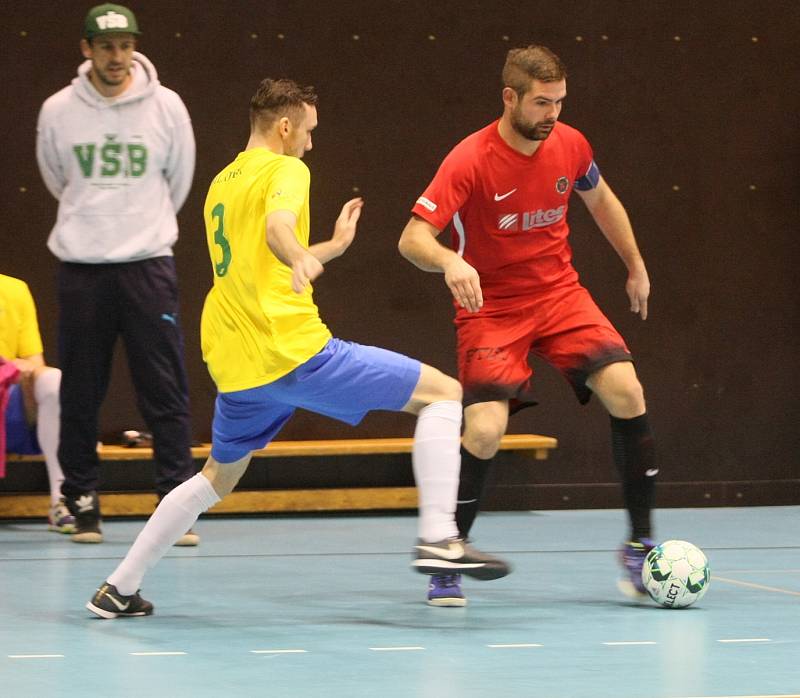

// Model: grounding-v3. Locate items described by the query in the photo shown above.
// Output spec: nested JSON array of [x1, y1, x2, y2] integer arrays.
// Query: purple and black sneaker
[[618, 538, 655, 598], [427, 574, 466, 607]]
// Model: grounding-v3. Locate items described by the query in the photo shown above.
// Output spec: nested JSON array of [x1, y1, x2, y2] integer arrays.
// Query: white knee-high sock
[[108, 473, 221, 595], [412, 400, 462, 542], [33, 368, 63, 505]]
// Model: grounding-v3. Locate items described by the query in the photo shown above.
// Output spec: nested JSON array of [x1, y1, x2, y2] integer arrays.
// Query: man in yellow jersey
[[87, 78, 510, 618]]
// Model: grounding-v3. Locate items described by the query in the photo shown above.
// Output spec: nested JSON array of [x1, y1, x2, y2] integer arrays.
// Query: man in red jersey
[[399, 45, 656, 606]]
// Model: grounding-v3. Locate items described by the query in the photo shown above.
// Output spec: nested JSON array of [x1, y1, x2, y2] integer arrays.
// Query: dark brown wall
[[3, 1, 799, 504]]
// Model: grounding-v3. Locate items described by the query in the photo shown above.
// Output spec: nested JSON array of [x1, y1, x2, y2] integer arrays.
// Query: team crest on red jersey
[[555, 176, 570, 194]]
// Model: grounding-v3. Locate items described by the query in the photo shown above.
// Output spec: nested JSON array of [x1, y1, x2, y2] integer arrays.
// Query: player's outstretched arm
[[266, 209, 324, 294], [399, 215, 483, 313], [577, 177, 650, 320], [308, 197, 364, 264]]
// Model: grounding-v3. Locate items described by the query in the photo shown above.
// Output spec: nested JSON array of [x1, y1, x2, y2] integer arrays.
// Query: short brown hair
[[502, 45, 567, 96], [249, 78, 318, 131]]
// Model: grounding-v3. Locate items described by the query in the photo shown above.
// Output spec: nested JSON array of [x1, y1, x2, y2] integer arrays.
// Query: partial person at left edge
[[0, 274, 73, 533], [35, 4, 199, 546]]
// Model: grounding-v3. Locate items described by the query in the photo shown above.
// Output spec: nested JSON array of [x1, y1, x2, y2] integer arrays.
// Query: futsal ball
[[642, 540, 710, 608]]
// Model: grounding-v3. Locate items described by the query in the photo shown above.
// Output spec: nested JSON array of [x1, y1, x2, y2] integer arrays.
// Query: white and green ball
[[642, 540, 710, 608]]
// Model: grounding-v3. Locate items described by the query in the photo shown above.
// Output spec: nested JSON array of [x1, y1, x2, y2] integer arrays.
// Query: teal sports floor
[[1, 506, 798, 698]]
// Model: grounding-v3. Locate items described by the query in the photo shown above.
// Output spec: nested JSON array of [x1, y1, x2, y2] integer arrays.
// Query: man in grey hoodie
[[36, 3, 197, 545]]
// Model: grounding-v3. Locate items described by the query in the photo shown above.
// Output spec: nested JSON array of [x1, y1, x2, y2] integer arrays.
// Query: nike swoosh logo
[[417, 543, 464, 560], [645, 468, 659, 477], [494, 188, 517, 201], [105, 593, 130, 611]]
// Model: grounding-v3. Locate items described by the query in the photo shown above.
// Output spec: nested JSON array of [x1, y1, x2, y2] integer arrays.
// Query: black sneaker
[[66, 491, 103, 543], [86, 582, 154, 619], [412, 538, 511, 580]]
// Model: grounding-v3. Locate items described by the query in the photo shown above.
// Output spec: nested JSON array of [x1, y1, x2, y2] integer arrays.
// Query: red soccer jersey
[[412, 120, 597, 302]]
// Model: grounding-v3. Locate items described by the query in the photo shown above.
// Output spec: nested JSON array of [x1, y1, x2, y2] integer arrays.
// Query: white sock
[[33, 368, 64, 505], [108, 473, 221, 595], [412, 400, 461, 542]]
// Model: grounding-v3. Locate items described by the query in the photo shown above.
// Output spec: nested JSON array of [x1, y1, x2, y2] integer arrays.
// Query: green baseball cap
[[84, 4, 141, 38]]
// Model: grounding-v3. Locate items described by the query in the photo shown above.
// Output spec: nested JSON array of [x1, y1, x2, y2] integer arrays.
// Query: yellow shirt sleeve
[[0, 276, 44, 359], [15, 281, 44, 358], [264, 158, 310, 219]]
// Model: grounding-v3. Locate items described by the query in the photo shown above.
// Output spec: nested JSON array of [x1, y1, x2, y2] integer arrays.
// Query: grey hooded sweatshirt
[[36, 51, 195, 263]]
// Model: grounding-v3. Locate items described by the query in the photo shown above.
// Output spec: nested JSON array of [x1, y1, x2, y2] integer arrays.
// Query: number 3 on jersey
[[211, 203, 232, 277]]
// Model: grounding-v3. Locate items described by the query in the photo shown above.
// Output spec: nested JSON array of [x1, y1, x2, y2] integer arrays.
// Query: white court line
[[369, 646, 425, 651], [603, 641, 657, 646], [129, 651, 187, 656], [679, 695, 800, 698], [487, 643, 543, 648], [713, 575, 800, 597], [251, 649, 308, 654], [8, 654, 64, 659], [717, 638, 772, 644], [716, 569, 800, 574]]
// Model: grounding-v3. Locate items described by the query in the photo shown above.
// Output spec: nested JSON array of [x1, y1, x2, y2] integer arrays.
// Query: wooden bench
[[1, 434, 557, 518]]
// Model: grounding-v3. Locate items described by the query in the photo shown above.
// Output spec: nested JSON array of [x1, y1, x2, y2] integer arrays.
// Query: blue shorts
[[4, 384, 40, 455], [211, 338, 422, 463]]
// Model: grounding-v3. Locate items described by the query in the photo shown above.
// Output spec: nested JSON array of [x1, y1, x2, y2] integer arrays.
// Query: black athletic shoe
[[66, 491, 103, 543], [86, 582, 154, 619], [412, 538, 511, 580]]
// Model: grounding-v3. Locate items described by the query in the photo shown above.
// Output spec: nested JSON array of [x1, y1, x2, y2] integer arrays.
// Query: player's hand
[[443, 257, 483, 313], [12, 358, 37, 380], [331, 197, 364, 253], [291, 252, 324, 294], [626, 267, 650, 320]]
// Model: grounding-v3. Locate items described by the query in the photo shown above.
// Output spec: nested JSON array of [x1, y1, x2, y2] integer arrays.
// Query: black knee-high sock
[[455, 445, 493, 538], [610, 414, 656, 541]]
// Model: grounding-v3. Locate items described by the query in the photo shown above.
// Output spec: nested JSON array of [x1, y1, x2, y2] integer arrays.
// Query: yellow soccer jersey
[[0, 274, 44, 360], [201, 148, 331, 392]]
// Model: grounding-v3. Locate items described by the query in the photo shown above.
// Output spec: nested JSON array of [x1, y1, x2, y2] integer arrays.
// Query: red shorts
[[455, 283, 632, 409]]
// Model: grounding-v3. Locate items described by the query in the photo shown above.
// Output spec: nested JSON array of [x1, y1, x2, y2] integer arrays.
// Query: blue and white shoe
[[617, 538, 655, 598], [427, 574, 466, 607]]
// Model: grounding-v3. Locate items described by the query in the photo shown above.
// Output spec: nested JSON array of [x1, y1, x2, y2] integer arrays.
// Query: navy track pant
[[57, 257, 194, 498]]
